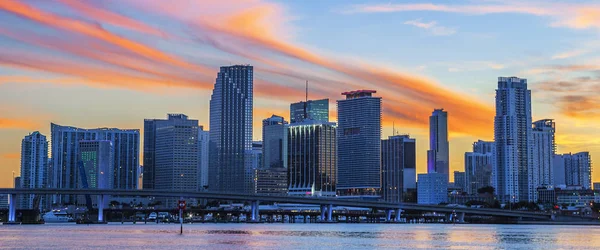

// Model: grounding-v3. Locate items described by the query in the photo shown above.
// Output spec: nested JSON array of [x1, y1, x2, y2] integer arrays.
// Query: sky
[[1, 0, 600, 188]]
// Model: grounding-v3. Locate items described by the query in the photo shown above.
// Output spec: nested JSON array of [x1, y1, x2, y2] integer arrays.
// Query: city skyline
[[1, 0, 600, 188]]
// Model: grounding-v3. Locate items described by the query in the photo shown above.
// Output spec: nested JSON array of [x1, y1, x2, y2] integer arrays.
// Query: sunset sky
[[1, 0, 599, 188]]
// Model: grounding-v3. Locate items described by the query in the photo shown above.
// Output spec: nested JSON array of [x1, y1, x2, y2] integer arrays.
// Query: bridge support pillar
[[395, 209, 402, 222], [327, 204, 333, 222], [457, 212, 465, 223], [320, 205, 326, 221], [385, 209, 392, 222], [8, 194, 16, 223], [250, 200, 259, 222], [97, 194, 105, 223]]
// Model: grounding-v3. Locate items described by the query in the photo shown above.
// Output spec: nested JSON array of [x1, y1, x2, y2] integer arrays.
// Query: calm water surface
[[1, 223, 600, 249]]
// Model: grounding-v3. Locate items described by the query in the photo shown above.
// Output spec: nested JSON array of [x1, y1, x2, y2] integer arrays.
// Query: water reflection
[[2, 224, 600, 249]]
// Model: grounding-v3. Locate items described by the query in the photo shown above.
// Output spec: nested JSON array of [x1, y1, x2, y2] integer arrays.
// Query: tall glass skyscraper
[[336, 90, 381, 198], [427, 109, 449, 177], [381, 135, 415, 203], [494, 76, 534, 202], [19, 131, 48, 209], [262, 115, 288, 169], [290, 99, 329, 123], [50, 123, 139, 204], [532, 119, 555, 187], [209, 65, 254, 193], [287, 120, 337, 197]]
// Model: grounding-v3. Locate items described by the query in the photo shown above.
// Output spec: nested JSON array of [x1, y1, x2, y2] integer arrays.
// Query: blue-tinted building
[[336, 90, 381, 198], [381, 135, 415, 203], [19, 131, 48, 209], [427, 109, 449, 177], [290, 99, 329, 123], [209, 65, 254, 194]]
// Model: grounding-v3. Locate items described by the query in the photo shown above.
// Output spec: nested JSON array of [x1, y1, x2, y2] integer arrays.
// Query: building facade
[[287, 120, 337, 197], [555, 152, 592, 189], [465, 140, 494, 195], [381, 135, 415, 203], [453, 171, 466, 192], [262, 115, 288, 169], [417, 173, 448, 205], [532, 119, 555, 187], [198, 129, 209, 190], [209, 65, 254, 193], [337, 90, 381, 198], [78, 140, 113, 207], [256, 167, 288, 196], [494, 76, 534, 202], [50, 123, 139, 204], [19, 131, 48, 210], [427, 109, 449, 177], [290, 98, 329, 123]]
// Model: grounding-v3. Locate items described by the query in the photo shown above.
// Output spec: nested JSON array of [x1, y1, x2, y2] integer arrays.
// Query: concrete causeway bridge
[[0, 188, 553, 223]]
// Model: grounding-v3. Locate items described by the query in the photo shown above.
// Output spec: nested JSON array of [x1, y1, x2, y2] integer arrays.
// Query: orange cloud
[[0, 118, 37, 130], [0, 1, 213, 76], [1, 153, 19, 159]]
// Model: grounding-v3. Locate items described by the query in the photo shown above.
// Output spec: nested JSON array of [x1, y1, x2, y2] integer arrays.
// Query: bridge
[[0, 188, 552, 223]]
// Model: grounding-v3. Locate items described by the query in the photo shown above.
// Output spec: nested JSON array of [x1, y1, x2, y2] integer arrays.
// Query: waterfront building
[[417, 173, 448, 205], [246, 142, 263, 194], [532, 119, 555, 187], [594, 183, 600, 191], [494, 76, 534, 202], [427, 109, 449, 178], [262, 115, 288, 169], [554, 152, 592, 189], [209, 65, 254, 194], [50, 123, 139, 204], [381, 135, 416, 203], [288, 120, 337, 197], [0, 194, 8, 209], [198, 129, 209, 190], [465, 140, 494, 194], [19, 131, 48, 210], [336, 90, 381, 198], [256, 167, 288, 196], [453, 171, 466, 192], [78, 140, 113, 208], [290, 99, 329, 123]]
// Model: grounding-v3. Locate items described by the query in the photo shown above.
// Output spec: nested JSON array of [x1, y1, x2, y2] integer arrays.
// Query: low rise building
[[417, 173, 448, 205]]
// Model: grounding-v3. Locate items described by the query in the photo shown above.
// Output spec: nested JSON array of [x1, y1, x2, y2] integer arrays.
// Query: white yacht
[[43, 210, 74, 223]]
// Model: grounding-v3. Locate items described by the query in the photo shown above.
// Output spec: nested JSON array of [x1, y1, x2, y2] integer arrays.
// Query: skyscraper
[[290, 99, 329, 123], [262, 115, 288, 169], [465, 140, 494, 194], [247, 142, 263, 194], [337, 90, 381, 198], [50, 124, 139, 204], [555, 152, 592, 189], [288, 120, 337, 196], [532, 119, 555, 187], [209, 65, 254, 193], [198, 128, 209, 191], [427, 109, 449, 177], [78, 140, 113, 207], [494, 76, 534, 202], [381, 135, 415, 203], [19, 131, 48, 210]]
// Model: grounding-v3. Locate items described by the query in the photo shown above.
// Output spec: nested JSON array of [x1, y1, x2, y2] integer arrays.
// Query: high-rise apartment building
[[532, 119, 555, 187], [555, 152, 592, 189], [494, 76, 534, 202], [417, 173, 448, 205], [247, 142, 263, 194], [337, 90, 381, 198], [19, 131, 48, 210], [427, 109, 449, 177], [465, 140, 494, 194], [453, 171, 466, 192], [209, 65, 254, 193], [262, 115, 288, 169], [381, 135, 415, 203], [50, 123, 139, 204], [290, 99, 329, 123], [288, 120, 337, 197]]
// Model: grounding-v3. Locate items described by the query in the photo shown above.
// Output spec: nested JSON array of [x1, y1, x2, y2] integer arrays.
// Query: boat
[[42, 210, 74, 223]]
